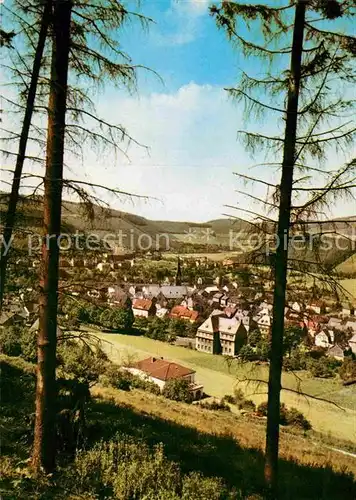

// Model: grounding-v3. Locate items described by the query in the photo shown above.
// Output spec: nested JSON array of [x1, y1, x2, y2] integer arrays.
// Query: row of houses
[[131, 298, 199, 323]]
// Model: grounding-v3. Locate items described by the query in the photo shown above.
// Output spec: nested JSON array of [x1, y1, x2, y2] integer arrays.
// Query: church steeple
[[175, 256, 182, 285]]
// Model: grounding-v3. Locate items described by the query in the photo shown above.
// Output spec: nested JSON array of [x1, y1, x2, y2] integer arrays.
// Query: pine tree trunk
[[264, 1, 306, 496], [0, 0, 52, 310], [32, 0, 72, 474]]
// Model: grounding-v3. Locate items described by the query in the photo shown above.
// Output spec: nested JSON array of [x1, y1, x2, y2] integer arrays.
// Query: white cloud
[[153, 0, 209, 46], [172, 0, 209, 16], [80, 82, 257, 221]]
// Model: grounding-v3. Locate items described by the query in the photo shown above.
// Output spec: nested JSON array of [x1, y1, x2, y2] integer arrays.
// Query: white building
[[315, 329, 334, 348], [256, 314, 271, 336], [132, 298, 155, 318], [126, 357, 203, 399], [348, 334, 356, 354]]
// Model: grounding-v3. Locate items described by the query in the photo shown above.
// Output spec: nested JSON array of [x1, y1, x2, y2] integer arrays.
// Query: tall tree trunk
[[32, 0, 72, 474], [0, 0, 52, 309], [264, 1, 306, 496]]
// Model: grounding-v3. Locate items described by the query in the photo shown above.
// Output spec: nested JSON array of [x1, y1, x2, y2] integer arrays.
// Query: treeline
[[60, 299, 134, 331], [134, 316, 198, 342]]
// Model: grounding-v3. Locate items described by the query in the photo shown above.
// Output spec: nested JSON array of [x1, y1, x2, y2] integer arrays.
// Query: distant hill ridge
[[1, 193, 356, 268]]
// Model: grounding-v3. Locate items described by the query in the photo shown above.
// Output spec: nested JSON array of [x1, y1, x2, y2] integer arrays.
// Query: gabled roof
[[327, 317, 342, 327], [345, 320, 356, 331], [0, 312, 16, 325], [316, 329, 334, 343], [160, 285, 188, 298], [224, 306, 237, 318], [135, 357, 194, 381], [257, 314, 271, 326], [219, 317, 240, 335], [327, 344, 344, 355], [142, 285, 161, 298], [169, 305, 198, 321], [0, 309, 28, 324], [198, 316, 218, 333], [132, 298, 153, 311]]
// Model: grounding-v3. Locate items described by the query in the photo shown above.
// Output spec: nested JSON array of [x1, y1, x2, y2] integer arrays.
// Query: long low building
[[126, 356, 204, 399]]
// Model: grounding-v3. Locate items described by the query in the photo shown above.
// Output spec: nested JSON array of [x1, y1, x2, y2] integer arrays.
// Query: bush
[[68, 435, 228, 499], [239, 399, 256, 412], [19, 328, 37, 363], [222, 389, 256, 412], [0, 326, 22, 357], [255, 339, 270, 361], [0, 326, 37, 362], [339, 357, 356, 383], [181, 471, 227, 500], [111, 308, 134, 330], [256, 401, 287, 422], [146, 317, 170, 341], [130, 374, 161, 395], [308, 357, 336, 378], [239, 344, 256, 361], [248, 329, 262, 347], [256, 401, 311, 430], [199, 400, 231, 412], [163, 378, 193, 403], [100, 365, 161, 395], [283, 351, 307, 371], [134, 316, 148, 330], [285, 407, 312, 430], [100, 365, 132, 391], [57, 340, 108, 385], [222, 394, 235, 404]]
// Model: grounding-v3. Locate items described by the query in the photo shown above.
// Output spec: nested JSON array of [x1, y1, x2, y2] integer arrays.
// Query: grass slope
[[337, 254, 356, 275], [1, 354, 356, 499], [96, 332, 356, 443], [339, 279, 356, 299]]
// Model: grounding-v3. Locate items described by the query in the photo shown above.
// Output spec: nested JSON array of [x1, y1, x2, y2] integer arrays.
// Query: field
[[96, 332, 356, 443], [163, 251, 238, 262], [337, 254, 356, 275], [339, 278, 356, 299]]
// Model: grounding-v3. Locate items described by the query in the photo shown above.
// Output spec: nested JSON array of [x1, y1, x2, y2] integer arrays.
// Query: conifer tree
[[0, 0, 52, 309], [32, 0, 72, 472], [1, 0, 153, 472], [211, 1, 355, 495]]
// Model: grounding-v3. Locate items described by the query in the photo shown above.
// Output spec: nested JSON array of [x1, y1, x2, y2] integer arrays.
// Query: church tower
[[175, 256, 182, 286]]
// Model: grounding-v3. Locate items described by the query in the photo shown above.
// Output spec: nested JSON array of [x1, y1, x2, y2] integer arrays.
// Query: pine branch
[[226, 88, 286, 114], [235, 190, 279, 210], [66, 107, 148, 150], [224, 204, 276, 223]]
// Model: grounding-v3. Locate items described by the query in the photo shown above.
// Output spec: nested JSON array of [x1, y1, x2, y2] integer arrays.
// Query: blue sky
[[118, 0, 240, 92]]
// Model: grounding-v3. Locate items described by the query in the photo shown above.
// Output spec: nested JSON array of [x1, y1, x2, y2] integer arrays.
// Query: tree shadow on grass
[[87, 397, 356, 500]]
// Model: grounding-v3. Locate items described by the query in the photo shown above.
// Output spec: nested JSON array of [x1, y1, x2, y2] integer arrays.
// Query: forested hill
[[0, 192, 355, 269]]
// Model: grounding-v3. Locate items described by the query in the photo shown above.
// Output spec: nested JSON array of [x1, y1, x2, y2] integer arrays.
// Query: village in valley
[[3, 246, 356, 400]]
